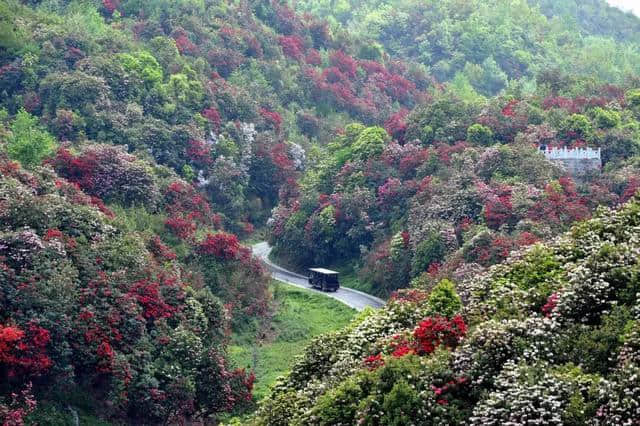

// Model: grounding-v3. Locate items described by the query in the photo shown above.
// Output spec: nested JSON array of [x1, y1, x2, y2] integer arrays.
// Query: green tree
[[6, 109, 57, 167], [427, 279, 462, 317], [117, 51, 164, 88], [352, 126, 389, 160], [467, 123, 494, 145], [411, 232, 446, 276], [563, 114, 593, 140], [593, 108, 621, 129]]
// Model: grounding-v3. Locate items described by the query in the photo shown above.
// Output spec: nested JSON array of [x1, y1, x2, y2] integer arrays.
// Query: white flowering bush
[[470, 361, 602, 425]]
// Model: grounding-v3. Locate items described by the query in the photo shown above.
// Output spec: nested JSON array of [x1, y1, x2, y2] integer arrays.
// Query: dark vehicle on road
[[308, 268, 340, 292]]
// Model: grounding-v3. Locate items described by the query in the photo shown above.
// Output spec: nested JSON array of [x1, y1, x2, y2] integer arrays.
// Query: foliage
[[0, 156, 267, 423], [255, 193, 640, 424], [5, 109, 56, 167]]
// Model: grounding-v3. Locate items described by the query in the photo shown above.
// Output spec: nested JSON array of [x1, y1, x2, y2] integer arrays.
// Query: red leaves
[[197, 233, 241, 260], [413, 316, 467, 355]]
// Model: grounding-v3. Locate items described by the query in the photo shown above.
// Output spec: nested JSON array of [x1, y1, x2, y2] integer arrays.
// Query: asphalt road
[[252, 242, 386, 311]]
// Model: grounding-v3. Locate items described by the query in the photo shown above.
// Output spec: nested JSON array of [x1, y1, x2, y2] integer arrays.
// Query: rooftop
[[309, 268, 339, 275]]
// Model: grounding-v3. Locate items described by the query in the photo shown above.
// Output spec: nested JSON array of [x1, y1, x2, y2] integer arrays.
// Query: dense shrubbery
[[0, 148, 269, 422], [294, 0, 640, 96], [2, 0, 640, 422], [255, 194, 640, 424], [270, 89, 640, 296]]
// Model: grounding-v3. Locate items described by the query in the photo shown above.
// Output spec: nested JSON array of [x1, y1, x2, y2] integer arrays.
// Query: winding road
[[252, 242, 386, 311]]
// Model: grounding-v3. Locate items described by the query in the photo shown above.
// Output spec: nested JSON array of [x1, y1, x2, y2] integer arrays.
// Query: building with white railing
[[539, 145, 602, 176]]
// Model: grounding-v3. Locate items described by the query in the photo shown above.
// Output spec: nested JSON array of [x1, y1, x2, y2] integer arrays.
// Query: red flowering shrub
[[413, 316, 467, 355], [514, 232, 539, 248], [148, 236, 177, 261], [165, 216, 197, 240], [128, 279, 178, 321], [207, 48, 245, 77], [49, 145, 159, 207], [307, 19, 331, 48], [202, 107, 222, 129], [164, 181, 218, 228], [386, 74, 416, 102], [528, 177, 590, 226], [363, 353, 384, 371], [480, 183, 514, 229], [305, 49, 322, 66], [621, 177, 640, 203], [102, 0, 119, 15], [0, 383, 36, 426], [384, 109, 409, 143], [322, 66, 347, 84], [186, 139, 213, 168], [173, 28, 198, 55], [501, 99, 518, 117], [197, 233, 241, 260], [0, 324, 52, 378], [541, 292, 559, 317], [278, 35, 305, 60], [389, 289, 429, 304], [330, 50, 358, 78], [260, 108, 282, 132], [22, 92, 41, 114]]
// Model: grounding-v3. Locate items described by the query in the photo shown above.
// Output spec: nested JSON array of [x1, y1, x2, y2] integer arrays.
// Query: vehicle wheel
[[322, 283, 327, 292]]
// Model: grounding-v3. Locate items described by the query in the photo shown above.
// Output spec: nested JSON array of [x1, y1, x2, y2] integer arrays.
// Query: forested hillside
[[294, 0, 640, 95], [269, 89, 640, 296], [257, 193, 640, 425], [1, 0, 640, 424]]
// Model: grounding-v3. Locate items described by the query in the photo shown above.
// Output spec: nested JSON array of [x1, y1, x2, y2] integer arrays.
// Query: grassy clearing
[[229, 281, 356, 400]]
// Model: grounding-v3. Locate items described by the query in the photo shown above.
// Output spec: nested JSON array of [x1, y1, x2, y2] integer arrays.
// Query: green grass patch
[[230, 281, 356, 400]]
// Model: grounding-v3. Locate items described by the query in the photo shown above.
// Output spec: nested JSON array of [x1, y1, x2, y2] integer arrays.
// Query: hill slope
[[256, 193, 640, 424]]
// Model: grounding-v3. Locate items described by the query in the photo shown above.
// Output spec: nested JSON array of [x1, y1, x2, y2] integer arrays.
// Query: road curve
[[252, 242, 385, 311]]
